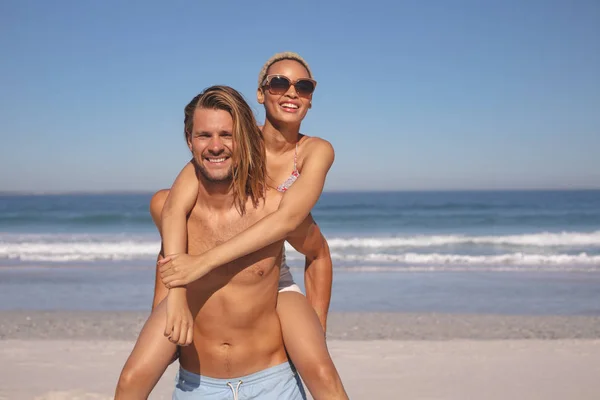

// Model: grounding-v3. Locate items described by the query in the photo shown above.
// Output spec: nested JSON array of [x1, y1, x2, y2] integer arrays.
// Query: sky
[[0, 0, 599, 193]]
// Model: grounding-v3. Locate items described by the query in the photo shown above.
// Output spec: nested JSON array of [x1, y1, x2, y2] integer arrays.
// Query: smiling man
[[156, 85, 330, 399]]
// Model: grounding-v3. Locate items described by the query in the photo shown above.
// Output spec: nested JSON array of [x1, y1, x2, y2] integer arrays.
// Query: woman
[[115, 52, 347, 399]]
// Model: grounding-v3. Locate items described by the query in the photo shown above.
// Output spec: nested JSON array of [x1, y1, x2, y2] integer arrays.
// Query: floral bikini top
[[276, 142, 300, 192]]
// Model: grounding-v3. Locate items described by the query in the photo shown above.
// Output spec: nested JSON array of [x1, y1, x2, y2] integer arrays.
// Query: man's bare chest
[[185, 207, 281, 282]]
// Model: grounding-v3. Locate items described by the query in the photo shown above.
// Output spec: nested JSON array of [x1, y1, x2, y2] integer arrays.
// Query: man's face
[[187, 108, 234, 183]]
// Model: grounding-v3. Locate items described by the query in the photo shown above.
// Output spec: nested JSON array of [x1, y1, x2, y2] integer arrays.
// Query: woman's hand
[[158, 254, 209, 287], [164, 288, 194, 346]]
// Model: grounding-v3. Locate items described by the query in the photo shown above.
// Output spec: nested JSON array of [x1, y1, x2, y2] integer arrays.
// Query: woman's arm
[[161, 161, 198, 257], [159, 139, 335, 287], [155, 163, 199, 345]]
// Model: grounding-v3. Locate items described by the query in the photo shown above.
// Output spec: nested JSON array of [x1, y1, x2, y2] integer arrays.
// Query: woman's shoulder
[[298, 134, 335, 168], [300, 134, 334, 153]]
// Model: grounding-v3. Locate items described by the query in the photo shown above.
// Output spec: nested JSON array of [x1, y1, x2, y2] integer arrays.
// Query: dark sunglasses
[[261, 75, 317, 97]]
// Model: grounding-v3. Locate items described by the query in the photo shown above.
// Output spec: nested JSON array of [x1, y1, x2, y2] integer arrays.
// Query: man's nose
[[208, 137, 225, 153]]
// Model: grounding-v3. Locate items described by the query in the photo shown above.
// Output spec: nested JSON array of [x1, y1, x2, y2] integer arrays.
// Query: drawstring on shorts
[[226, 380, 243, 400]]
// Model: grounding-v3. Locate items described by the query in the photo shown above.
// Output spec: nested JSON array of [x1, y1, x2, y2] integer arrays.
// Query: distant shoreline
[[2, 188, 600, 196]]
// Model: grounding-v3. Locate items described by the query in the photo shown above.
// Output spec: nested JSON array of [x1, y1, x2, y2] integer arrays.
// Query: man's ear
[[257, 88, 265, 104], [186, 134, 193, 152]]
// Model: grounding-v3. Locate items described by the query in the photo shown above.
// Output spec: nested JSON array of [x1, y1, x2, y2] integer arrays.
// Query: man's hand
[[164, 288, 194, 346], [158, 253, 208, 287]]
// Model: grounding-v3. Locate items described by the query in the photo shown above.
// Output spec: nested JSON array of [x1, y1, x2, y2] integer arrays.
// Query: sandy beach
[[1, 311, 600, 399]]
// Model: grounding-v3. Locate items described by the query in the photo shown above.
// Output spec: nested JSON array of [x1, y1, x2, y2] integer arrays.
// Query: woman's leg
[[277, 291, 348, 400], [115, 299, 178, 400]]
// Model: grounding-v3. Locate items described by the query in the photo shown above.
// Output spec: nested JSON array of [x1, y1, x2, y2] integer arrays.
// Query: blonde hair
[[257, 51, 313, 88], [184, 86, 267, 214]]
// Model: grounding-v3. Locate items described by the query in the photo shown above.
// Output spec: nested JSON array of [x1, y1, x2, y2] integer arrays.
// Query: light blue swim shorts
[[172, 361, 307, 400]]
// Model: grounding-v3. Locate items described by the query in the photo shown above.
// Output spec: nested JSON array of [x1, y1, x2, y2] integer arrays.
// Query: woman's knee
[[300, 360, 345, 398], [117, 363, 140, 391], [117, 359, 153, 394]]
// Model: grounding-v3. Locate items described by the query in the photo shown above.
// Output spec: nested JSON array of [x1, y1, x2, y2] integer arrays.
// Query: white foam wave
[[322, 231, 600, 249], [287, 265, 600, 272], [2, 232, 600, 267], [284, 249, 600, 266], [335, 252, 600, 265], [0, 234, 160, 262]]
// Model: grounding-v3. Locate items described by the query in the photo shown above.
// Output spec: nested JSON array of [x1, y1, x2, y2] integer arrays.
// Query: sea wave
[[0, 213, 152, 226], [333, 252, 600, 265], [1, 242, 160, 262], [322, 231, 600, 248], [0, 233, 159, 262], [2, 232, 600, 266]]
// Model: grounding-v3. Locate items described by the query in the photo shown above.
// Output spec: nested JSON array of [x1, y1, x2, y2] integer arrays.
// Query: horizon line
[[1, 187, 600, 196]]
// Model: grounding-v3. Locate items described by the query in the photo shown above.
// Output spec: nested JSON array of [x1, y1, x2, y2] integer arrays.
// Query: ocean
[[1, 190, 600, 314]]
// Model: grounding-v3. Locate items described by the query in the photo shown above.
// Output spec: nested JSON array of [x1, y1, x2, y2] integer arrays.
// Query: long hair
[[183, 86, 266, 214]]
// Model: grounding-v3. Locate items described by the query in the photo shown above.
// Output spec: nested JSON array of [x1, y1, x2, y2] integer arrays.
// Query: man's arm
[[152, 246, 168, 309], [286, 213, 333, 332]]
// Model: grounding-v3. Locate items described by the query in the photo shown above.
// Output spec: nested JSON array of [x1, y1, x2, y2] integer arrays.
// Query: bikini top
[[276, 142, 300, 192]]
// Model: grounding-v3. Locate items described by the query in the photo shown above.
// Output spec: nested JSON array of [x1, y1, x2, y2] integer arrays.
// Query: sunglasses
[[261, 75, 317, 97]]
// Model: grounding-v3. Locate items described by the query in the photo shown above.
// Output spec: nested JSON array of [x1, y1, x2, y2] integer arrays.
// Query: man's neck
[[196, 172, 235, 213], [262, 118, 301, 154]]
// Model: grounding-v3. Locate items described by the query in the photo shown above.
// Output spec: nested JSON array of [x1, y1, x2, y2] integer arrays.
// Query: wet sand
[[2, 310, 600, 341]]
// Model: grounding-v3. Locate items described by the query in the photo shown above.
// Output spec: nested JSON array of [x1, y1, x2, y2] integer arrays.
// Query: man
[[153, 85, 335, 399]]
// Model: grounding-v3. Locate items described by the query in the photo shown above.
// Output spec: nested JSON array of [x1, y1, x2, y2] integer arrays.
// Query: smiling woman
[[257, 56, 315, 127]]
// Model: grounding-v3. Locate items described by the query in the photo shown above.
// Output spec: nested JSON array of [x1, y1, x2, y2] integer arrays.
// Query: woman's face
[[257, 59, 315, 126]]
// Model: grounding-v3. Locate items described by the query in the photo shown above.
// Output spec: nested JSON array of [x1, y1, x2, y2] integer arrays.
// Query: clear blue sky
[[1, 0, 599, 192]]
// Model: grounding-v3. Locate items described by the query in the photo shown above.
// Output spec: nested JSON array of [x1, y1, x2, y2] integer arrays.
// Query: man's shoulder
[[150, 189, 170, 216]]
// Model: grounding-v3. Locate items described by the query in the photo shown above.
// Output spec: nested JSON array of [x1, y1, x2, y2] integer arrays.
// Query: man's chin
[[198, 170, 232, 183], [195, 163, 233, 183], [205, 176, 232, 183]]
